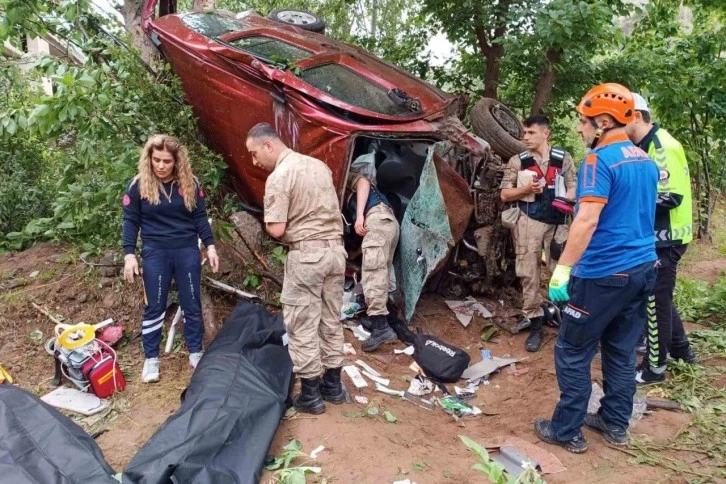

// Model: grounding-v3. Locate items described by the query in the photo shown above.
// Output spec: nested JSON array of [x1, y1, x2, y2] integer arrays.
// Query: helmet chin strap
[[589, 118, 609, 149]]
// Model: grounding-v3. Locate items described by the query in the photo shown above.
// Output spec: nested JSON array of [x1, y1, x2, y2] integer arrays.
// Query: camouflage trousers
[[281, 240, 346, 379], [513, 212, 569, 319], [361, 204, 400, 316]]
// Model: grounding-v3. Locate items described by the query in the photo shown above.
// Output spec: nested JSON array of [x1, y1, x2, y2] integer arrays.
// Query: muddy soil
[[0, 243, 708, 483]]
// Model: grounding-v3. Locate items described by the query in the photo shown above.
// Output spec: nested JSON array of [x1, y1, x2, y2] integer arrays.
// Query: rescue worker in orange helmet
[[534, 84, 659, 453]]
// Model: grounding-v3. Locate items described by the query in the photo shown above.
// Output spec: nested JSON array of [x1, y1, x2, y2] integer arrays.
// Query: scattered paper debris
[[354, 395, 369, 404], [402, 392, 435, 410], [41, 387, 108, 416], [375, 383, 405, 397], [394, 346, 415, 356], [345, 325, 371, 341], [343, 365, 368, 388], [445, 297, 493, 327], [343, 343, 356, 355], [355, 359, 381, 377], [407, 375, 434, 396], [362, 371, 390, 386], [454, 382, 479, 398], [310, 445, 325, 459], [29, 270, 40, 278]]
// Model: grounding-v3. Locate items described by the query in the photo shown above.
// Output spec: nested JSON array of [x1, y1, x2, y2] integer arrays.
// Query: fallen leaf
[[384, 410, 397, 423], [284, 407, 297, 419], [481, 326, 498, 342], [29, 329, 43, 341]]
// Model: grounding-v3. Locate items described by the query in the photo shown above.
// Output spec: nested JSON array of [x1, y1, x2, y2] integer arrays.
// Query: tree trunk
[[698, 151, 713, 242], [530, 48, 561, 115], [123, 0, 159, 65], [474, 21, 506, 100], [193, 0, 215, 13]]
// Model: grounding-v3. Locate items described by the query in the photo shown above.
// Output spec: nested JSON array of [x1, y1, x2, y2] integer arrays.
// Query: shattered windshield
[[182, 13, 244, 37], [227, 36, 311, 63], [299, 64, 418, 117]]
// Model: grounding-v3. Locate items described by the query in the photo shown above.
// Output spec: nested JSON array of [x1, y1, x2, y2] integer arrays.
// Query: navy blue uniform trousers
[[550, 261, 656, 441], [141, 246, 203, 358]]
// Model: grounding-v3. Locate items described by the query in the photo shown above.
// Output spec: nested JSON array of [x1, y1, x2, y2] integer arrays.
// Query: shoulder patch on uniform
[[518, 151, 530, 160], [198, 187, 205, 199], [550, 147, 565, 161], [583, 153, 599, 188], [122, 194, 131, 206]]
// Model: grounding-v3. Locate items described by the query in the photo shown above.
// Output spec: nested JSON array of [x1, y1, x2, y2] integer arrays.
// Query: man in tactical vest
[[500, 115, 577, 352], [626, 93, 697, 384]]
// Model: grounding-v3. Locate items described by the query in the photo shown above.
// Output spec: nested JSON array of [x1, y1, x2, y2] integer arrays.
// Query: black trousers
[[645, 245, 691, 367]]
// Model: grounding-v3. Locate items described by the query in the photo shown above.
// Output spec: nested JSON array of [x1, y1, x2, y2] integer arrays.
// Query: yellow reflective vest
[[639, 125, 693, 247]]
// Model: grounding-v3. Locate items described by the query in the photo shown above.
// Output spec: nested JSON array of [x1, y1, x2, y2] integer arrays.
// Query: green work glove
[[549, 265, 572, 302]]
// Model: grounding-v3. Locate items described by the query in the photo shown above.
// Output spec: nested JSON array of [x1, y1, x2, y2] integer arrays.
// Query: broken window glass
[[227, 36, 310, 64], [182, 13, 244, 38], [299, 64, 415, 117]]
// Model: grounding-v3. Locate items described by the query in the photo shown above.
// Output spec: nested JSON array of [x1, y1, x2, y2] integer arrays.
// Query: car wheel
[[267, 9, 326, 34], [470, 98, 527, 160]]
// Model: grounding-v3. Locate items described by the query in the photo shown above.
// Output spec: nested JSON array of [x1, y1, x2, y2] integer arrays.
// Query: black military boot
[[320, 367, 349, 404], [292, 377, 325, 414], [525, 316, 544, 352], [363, 315, 397, 352]]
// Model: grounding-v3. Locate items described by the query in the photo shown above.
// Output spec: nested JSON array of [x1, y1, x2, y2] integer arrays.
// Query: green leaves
[[460, 435, 547, 484], [1, 14, 225, 253], [264, 438, 321, 484]]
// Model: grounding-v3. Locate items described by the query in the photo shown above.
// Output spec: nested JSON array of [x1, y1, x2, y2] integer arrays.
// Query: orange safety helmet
[[577, 83, 635, 124]]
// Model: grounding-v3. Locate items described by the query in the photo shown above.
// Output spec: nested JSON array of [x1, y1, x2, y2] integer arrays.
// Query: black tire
[[267, 9, 326, 34], [470, 98, 526, 160]]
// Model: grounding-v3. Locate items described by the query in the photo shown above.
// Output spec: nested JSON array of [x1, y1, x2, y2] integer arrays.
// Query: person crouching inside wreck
[[499, 115, 577, 352], [246, 123, 348, 415], [122, 134, 219, 383], [346, 152, 400, 352]]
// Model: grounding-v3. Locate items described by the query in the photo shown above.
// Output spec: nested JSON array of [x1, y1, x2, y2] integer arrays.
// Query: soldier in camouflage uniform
[[346, 153, 400, 351], [246, 123, 347, 414], [500, 115, 577, 352]]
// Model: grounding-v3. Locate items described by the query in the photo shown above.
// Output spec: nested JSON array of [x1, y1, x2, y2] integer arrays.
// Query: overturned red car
[[141, 2, 518, 319]]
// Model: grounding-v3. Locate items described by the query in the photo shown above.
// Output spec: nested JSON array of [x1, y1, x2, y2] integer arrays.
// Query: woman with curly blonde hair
[[122, 134, 219, 383]]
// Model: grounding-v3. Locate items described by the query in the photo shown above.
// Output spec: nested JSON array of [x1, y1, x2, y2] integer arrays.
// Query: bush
[[1, 41, 227, 253]]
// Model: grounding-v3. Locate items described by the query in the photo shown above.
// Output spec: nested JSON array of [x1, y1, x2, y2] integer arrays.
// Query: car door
[[396, 142, 471, 321]]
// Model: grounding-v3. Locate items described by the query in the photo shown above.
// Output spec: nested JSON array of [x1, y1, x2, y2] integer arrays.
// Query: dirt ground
[[0, 242, 719, 483]]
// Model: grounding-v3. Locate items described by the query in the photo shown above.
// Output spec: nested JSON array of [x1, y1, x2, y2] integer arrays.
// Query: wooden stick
[[204, 277, 260, 301], [232, 225, 272, 272], [31, 302, 63, 325], [221, 240, 282, 287], [645, 399, 683, 411]]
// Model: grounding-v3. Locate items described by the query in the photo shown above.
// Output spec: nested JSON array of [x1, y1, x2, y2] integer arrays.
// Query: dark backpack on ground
[[413, 332, 470, 383]]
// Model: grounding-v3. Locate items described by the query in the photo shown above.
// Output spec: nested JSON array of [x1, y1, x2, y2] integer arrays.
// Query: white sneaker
[[142, 358, 160, 383], [189, 352, 203, 369]]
